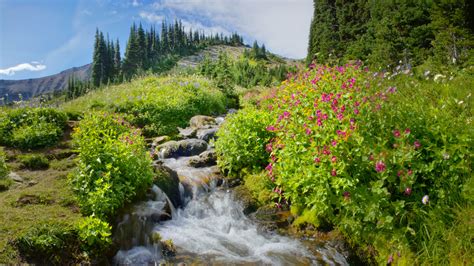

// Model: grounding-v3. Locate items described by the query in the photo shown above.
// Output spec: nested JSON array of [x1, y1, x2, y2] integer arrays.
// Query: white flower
[[422, 195, 429, 205]]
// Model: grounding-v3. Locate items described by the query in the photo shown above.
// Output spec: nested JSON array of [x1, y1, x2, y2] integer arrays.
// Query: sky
[[0, 0, 313, 80]]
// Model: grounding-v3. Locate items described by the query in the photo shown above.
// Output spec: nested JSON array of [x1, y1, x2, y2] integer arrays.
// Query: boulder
[[157, 139, 208, 159], [153, 163, 182, 208], [233, 185, 259, 215], [189, 115, 216, 129], [9, 172, 23, 183], [215, 116, 225, 125], [152, 136, 170, 147], [188, 150, 217, 168], [196, 127, 218, 142], [178, 127, 197, 139]]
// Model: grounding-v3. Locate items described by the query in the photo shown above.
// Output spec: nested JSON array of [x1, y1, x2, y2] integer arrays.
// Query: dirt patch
[[15, 194, 55, 207]]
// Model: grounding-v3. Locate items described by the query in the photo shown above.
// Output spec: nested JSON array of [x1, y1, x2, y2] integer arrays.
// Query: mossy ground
[[0, 141, 82, 263]]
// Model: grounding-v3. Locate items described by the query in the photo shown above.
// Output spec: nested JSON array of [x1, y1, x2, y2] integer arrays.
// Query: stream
[[112, 115, 350, 265]]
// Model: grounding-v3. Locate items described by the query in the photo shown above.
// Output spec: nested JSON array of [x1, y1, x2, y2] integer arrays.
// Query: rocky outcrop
[[188, 150, 217, 168], [157, 139, 208, 159], [189, 115, 217, 129]]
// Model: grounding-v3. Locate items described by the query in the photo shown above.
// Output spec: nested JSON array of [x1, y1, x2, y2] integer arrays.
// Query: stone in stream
[[178, 127, 197, 139], [188, 150, 217, 168], [196, 127, 218, 142], [153, 163, 183, 208], [157, 139, 208, 159], [189, 115, 216, 129], [151, 136, 170, 147]]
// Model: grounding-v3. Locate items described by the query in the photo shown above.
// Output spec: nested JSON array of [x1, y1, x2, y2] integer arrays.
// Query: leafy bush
[[77, 216, 112, 255], [215, 107, 274, 175], [222, 64, 472, 263], [18, 154, 50, 170], [15, 223, 81, 264], [0, 108, 68, 149], [70, 112, 154, 219], [62, 75, 226, 137], [0, 148, 8, 179]]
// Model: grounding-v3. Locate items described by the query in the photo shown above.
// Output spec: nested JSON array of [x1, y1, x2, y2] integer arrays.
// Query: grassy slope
[[0, 144, 81, 263]]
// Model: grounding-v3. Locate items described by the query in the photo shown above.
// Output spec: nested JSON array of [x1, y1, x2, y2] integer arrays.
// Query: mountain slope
[[0, 64, 91, 102]]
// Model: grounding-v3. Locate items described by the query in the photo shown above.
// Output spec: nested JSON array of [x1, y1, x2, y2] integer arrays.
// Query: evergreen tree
[[113, 39, 121, 82]]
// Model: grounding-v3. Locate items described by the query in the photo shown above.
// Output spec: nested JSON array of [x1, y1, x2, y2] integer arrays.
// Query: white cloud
[[180, 20, 231, 36], [148, 0, 313, 58], [81, 9, 92, 16], [139, 11, 164, 23], [132, 0, 141, 7], [0, 62, 46, 76]]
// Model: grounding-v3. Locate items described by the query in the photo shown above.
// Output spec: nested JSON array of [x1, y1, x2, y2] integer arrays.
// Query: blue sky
[[0, 0, 313, 80]]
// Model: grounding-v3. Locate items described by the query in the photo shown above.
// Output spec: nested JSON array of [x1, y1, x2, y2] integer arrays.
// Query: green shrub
[[0, 148, 8, 179], [18, 154, 50, 170], [0, 108, 68, 149], [77, 216, 111, 255], [70, 112, 154, 219], [62, 75, 226, 137], [222, 64, 472, 263], [15, 223, 81, 264], [215, 107, 274, 175]]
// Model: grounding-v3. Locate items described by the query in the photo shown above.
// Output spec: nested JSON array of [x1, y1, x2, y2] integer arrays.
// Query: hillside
[[0, 64, 91, 102]]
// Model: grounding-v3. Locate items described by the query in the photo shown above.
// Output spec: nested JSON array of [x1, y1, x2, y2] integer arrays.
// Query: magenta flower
[[393, 130, 401, 138], [331, 156, 337, 163], [265, 163, 273, 172], [337, 113, 344, 120], [343, 191, 350, 200], [266, 125, 276, 131], [404, 187, 412, 196], [314, 157, 321, 164], [387, 254, 394, 264], [414, 140, 421, 149], [266, 143, 273, 153], [331, 169, 337, 176], [375, 161, 386, 172], [404, 128, 411, 135], [331, 140, 337, 146], [305, 128, 312, 135], [354, 108, 359, 115]]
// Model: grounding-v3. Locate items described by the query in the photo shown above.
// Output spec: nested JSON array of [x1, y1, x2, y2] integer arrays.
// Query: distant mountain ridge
[[0, 64, 91, 102]]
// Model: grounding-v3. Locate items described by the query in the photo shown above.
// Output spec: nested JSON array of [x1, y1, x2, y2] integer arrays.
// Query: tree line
[[307, 0, 474, 69], [90, 20, 244, 88]]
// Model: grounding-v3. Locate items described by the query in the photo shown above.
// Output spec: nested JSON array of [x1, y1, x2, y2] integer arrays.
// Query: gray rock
[[189, 115, 216, 129], [196, 127, 218, 142], [215, 116, 225, 125], [157, 139, 208, 159], [188, 150, 217, 168], [152, 136, 170, 147], [228, 108, 238, 114], [9, 172, 23, 183], [153, 163, 182, 208], [178, 127, 197, 139]]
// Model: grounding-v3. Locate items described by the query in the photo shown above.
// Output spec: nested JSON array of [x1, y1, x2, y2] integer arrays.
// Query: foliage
[[70, 112, 154, 219], [222, 63, 472, 263], [15, 223, 81, 264], [77, 216, 112, 255], [0, 148, 8, 179], [18, 154, 50, 170], [215, 107, 274, 175], [0, 108, 68, 149], [307, 0, 474, 69], [62, 75, 226, 137]]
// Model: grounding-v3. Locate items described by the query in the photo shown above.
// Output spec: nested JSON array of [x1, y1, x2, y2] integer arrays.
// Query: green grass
[[0, 147, 81, 264], [61, 74, 227, 137]]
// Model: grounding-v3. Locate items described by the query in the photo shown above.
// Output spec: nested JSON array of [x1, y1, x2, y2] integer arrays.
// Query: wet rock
[[250, 204, 292, 231], [188, 150, 217, 168], [114, 247, 155, 265], [215, 116, 225, 125], [157, 139, 208, 159], [233, 186, 259, 215], [227, 108, 238, 114], [189, 115, 216, 129], [178, 127, 197, 139], [153, 163, 182, 208], [196, 127, 218, 142], [161, 239, 177, 257], [152, 136, 170, 147], [9, 172, 23, 183]]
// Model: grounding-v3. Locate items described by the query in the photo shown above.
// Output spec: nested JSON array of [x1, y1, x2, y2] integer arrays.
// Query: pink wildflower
[[375, 161, 386, 172], [354, 108, 359, 115], [393, 130, 401, 138], [414, 140, 421, 149], [314, 157, 321, 164], [331, 156, 337, 163], [405, 187, 412, 196], [331, 169, 337, 176], [404, 128, 411, 135]]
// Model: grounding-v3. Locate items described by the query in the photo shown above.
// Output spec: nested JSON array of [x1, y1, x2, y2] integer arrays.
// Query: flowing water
[[113, 119, 350, 265]]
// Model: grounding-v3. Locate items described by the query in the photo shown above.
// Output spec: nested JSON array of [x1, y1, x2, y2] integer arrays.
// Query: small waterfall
[[113, 115, 350, 265]]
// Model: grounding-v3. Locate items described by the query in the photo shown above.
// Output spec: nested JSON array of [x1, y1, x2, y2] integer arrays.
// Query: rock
[[153, 163, 182, 208], [8, 172, 23, 183], [215, 116, 225, 125], [228, 108, 238, 114], [188, 150, 217, 168], [178, 127, 197, 139], [114, 247, 155, 265], [189, 115, 216, 129], [152, 136, 170, 147], [250, 204, 292, 230], [157, 139, 208, 159], [196, 127, 218, 142], [233, 186, 259, 215]]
